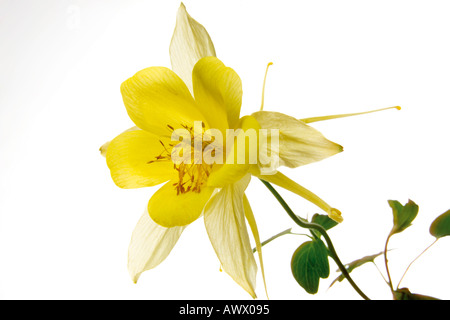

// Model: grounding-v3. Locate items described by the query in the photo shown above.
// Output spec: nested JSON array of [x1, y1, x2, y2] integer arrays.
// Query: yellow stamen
[[149, 123, 215, 195], [300, 106, 401, 124], [260, 62, 273, 111]]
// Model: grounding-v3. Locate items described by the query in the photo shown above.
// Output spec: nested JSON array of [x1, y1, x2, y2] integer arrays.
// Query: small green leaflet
[[429, 209, 450, 239], [388, 199, 419, 235], [310, 213, 338, 239], [291, 239, 329, 294], [394, 287, 440, 300]]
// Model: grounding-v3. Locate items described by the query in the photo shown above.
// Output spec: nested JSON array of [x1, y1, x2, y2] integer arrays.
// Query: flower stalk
[[260, 179, 370, 300]]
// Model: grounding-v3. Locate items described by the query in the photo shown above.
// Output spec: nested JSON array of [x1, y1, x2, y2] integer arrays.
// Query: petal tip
[[99, 141, 109, 157], [129, 270, 140, 284]]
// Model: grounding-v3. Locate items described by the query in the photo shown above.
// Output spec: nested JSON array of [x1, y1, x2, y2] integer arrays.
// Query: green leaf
[[311, 213, 338, 230], [329, 251, 384, 287], [291, 239, 330, 294], [309, 213, 338, 239], [430, 209, 450, 239], [388, 199, 419, 235], [394, 288, 440, 300]]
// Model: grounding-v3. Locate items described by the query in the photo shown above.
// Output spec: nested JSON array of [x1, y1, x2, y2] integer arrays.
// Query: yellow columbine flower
[[107, 52, 268, 297], [101, 3, 391, 298]]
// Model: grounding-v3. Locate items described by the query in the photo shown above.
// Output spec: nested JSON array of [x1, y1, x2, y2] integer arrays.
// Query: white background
[[1, 0, 449, 300]]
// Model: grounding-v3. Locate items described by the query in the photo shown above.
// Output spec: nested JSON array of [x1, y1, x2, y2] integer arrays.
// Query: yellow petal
[[99, 126, 140, 157], [106, 130, 176, 189], [203, 174, 257, 298], [169, 3, 216, 94], [148, 181, 215, 227], [128, 209, 185, 283], [120, 66, 208, 137], [193, 57, 243, 133], [207, 116, 260, 187], [252, 111, 343, 171], [256, 170, 343, 223], [243, 194, 268, 299]]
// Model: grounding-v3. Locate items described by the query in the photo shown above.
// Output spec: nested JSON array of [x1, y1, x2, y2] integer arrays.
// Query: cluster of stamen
[[147, 123, 214, 195]]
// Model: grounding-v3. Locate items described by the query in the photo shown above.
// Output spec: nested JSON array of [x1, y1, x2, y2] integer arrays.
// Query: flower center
[[148, 123, 216, 195]]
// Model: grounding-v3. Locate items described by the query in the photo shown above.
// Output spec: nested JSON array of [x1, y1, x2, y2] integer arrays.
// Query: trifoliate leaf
[[388, 199, 419, 235], [291, 239, 330, 294], [429, 209, 450, 239]]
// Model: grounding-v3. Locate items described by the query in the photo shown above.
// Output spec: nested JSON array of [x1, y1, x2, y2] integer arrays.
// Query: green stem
[[384, 234, 395, 294], [260, 179, 370, 300], [252, 228, 292, 253], [252, 228, 309, 253]]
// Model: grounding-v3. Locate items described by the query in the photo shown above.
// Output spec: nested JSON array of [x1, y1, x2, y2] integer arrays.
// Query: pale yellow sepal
[[169, 3, 216, 94], [243, 194, 269, 299], [256, 170, 343, 223], [128, 209, 185, 283], [203, 174, 257, 298], [252, 111, 343, 171]]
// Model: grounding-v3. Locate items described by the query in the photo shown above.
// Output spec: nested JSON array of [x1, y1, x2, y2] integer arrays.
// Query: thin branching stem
[[396, 239, 438, 289], [252, 228, 291, 253], [252, 228, 310, 253]]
